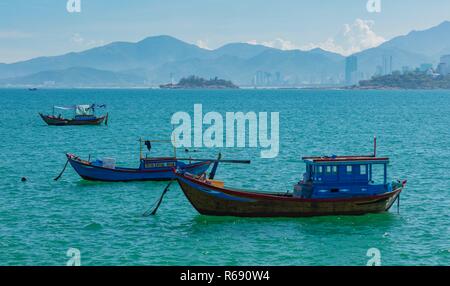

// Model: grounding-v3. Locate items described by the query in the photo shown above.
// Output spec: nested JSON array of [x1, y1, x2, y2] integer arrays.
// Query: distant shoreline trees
[[359, 72, 450, 89], [160, 75, 239, 89]]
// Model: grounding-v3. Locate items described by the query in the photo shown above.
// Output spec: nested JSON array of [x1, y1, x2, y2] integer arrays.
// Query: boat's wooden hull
[[175, 173, 403, 217], [67, 155, 211, 182], [39, 113, 106, 126]]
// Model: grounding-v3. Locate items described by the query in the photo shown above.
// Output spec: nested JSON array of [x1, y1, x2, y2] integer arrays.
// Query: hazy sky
[[1, 0, 450, 63]]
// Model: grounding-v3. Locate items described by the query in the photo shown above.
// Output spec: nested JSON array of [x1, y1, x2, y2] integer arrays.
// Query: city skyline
[[1, 0, 450, 63]]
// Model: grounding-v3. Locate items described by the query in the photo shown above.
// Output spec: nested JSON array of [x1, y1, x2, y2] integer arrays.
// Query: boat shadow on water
[[180, 213, 404, 243], [188, 211, 402, 229]]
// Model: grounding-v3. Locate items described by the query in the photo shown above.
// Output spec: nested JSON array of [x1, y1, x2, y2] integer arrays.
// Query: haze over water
[[0, 88, 449, 265]]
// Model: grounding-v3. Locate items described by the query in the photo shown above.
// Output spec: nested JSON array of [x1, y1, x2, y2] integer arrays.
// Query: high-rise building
[[437, 63, 448, 76], [345, 56, 358, 85], [382, 55, 393, 75], [437, 55, 450, 76], [254, 71, 274, 86]]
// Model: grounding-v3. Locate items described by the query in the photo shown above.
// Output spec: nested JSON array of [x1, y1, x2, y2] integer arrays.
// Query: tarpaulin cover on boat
[[75, 105, 94, 115], [54, 105, 76, 110], [53, 104, 105, 114]]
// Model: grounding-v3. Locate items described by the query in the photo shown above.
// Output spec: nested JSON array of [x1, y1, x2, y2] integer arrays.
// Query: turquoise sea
[[0, 88, 449, 266]]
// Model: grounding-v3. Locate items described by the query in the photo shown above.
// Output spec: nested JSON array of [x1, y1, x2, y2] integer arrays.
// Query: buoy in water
[[21, 177, 27, 182]]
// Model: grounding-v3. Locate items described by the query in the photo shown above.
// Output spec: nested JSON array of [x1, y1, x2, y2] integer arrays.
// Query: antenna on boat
[[172, 125, 177, 158], [139, 138, 143, 160], [373, 136, 377, 157]]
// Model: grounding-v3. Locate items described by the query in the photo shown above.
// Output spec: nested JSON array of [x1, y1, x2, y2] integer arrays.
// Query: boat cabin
[[140, 157, 178, 169], [295, 155, 390, 199]]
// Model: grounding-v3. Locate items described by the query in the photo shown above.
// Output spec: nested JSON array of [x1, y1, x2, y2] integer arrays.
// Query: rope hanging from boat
[[143, 180, 174, 216], [54, 159, 69, 181]]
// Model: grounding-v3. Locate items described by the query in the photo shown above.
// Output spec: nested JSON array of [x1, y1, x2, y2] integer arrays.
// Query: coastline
[[2, 85, 450, 91]]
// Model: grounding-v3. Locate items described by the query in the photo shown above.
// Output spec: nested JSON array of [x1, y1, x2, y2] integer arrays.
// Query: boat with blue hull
[[64, 139, 250, 182], [67, 153, 211, 182], [174, 140, 407, 217], [39, 104, 108, 126]]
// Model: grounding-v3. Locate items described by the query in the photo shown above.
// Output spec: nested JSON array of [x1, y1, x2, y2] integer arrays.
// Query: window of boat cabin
[[354, 164, 369, 182], [337, 163, 369, 183], [309, 165, 321, 181], [317, 164, 338, 182], [360, 165, 367, 175], [145, 162, 156, 168], [332, 166, 337, 174], [369, 163, 387, 184], [346, 165, 353, 174]]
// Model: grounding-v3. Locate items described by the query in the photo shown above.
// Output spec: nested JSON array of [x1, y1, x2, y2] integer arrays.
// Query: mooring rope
[[143, 180, 174, 216], [54, 159, 69, 181]]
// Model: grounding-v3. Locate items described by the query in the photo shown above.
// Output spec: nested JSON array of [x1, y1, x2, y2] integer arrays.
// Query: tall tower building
[[382, 55, 393, 75], [345, 56, 358, 85], [438, 55, 450, 75]]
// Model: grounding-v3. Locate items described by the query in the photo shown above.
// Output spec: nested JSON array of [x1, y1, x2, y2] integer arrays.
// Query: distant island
[[160, 75, 239, 89], [358, 72, 450, 90]]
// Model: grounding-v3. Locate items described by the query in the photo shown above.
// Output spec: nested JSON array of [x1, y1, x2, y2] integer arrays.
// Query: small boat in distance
[[39, 104, 108, 126], [175, 140, 406, 217], [28, 88, 38, 91]]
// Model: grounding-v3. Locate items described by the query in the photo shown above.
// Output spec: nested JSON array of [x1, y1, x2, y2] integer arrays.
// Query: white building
[[438, 55, 450, 76]]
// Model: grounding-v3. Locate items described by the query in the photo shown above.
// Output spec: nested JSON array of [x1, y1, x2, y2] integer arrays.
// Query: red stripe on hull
[[176, 173, 402, 218]]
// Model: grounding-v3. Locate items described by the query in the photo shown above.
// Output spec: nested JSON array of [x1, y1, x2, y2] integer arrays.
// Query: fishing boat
[[66, 153, 211, 181], [39, 104, 108, 126], [174, 140, 406, 217], [62, 140, 245, 182]]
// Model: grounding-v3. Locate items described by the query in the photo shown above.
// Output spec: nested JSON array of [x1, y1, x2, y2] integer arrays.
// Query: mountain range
[[1, 21, 450, 87]]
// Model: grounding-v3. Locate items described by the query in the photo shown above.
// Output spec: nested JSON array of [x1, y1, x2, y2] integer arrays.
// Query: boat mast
[[373, 136, 377, 157], [139, 139, 175, 159], [172, 132, 177, 158], [139, 138, 143, 160]]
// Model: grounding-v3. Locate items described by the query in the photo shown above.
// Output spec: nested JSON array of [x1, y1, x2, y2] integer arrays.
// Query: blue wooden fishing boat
[[67, 153, 211, 181], [39, 104, 108, 126], [64, 139, 214, 181], [174, 139, 407, 217]]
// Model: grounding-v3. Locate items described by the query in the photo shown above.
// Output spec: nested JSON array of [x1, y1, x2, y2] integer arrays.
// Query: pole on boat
[[54, 159, 69, 181], [209, 153, 222, 180], [105, 113, 109, 126], [175, 158, 250, 164], [143, 180, 174, 216], [139, 138, 143, 160], [397, 194, 400, 214], [172, 129, 177, 159], [373, 136, 377, 157]]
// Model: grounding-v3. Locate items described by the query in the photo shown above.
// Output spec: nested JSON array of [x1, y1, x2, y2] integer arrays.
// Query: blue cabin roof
[[298, 155, 390, 199], [302, 155, 389, 165]]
